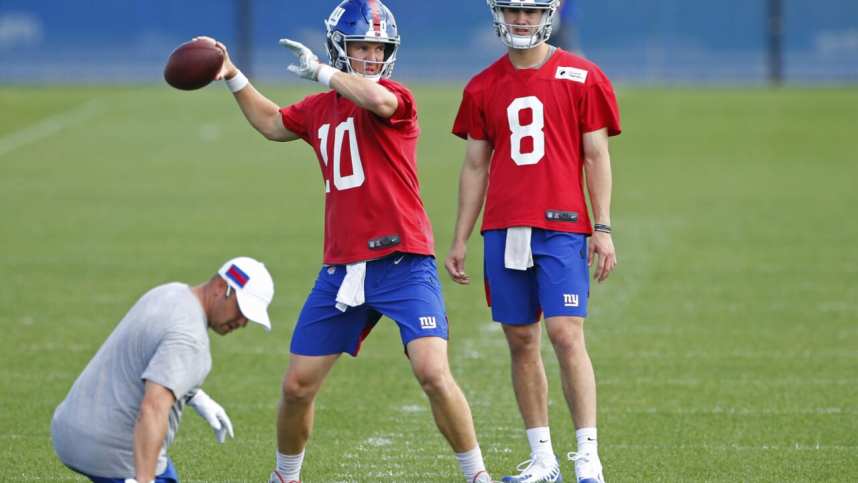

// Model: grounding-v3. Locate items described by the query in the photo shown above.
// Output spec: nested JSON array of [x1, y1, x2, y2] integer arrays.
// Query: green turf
[[1, 84, 856, 482]]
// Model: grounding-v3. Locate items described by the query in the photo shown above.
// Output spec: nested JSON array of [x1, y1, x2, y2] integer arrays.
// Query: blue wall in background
[[1, 0, 856, 84]]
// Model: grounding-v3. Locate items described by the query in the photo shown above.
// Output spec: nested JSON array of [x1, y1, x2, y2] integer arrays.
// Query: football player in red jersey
[[445, 1, 621, 482], [198, 1, 496, 482]]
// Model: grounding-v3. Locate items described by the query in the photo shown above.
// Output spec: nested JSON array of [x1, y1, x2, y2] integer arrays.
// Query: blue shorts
[[291, 253, 448, 357], [483, 229, 590, 324], [70, 458, 178, 483]]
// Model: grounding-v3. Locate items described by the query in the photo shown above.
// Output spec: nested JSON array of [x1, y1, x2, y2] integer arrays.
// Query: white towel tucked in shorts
[[335, 261, 367, 312], [504, 227, 534, 271]]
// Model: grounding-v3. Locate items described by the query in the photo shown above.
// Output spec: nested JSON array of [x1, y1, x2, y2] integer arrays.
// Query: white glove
[[279, 38, 321, 80], [187, 389, 234, 443]]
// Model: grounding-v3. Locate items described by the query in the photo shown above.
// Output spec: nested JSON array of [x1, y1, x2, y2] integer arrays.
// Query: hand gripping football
[[164, 39, 224, 90]]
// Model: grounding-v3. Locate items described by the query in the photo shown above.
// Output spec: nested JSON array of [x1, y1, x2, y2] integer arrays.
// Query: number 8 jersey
[[281, 79, 434, 265], [452, 49, 622, 235]]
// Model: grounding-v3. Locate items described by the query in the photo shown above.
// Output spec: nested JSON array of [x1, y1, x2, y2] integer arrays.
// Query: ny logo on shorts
[[419, 316, 437, 329], [563, 294, 580, 308]]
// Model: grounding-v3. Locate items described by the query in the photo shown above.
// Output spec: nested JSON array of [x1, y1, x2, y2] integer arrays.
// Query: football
[[164, 39, 224, 91]]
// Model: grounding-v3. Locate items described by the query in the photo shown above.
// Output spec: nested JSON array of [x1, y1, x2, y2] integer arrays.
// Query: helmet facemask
[[326, 31, 399, 81], [488, 0, 559, 50]]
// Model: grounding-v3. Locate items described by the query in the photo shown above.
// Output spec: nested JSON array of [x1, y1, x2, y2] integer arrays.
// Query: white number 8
[[506, 96, 545, 166]]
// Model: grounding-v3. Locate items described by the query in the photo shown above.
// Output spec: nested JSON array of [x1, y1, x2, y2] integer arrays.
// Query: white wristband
[[225, 71, 249, 93], [316, 65, 337, 88]]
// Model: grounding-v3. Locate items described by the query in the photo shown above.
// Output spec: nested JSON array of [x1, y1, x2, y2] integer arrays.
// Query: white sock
[[576, 427, 598, 457], [275, 450, 304, 481], [455, 446, 487, 482], [526, 426, 556, 461]]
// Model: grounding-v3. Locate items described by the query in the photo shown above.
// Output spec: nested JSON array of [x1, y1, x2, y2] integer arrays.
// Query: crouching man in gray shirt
[[51, 257, 275, 483]]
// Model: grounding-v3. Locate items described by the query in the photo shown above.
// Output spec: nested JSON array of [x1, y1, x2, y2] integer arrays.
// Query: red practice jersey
[[452, 49, 621, 235], [281, 79, 434, 265]]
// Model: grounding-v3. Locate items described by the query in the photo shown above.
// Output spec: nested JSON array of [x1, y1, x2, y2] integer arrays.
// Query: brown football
[[164, 39, 224, 91]]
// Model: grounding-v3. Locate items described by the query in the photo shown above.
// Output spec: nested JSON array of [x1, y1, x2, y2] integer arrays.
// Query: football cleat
[[502, 454, 563, 483], [268, 470, 299, 483], [567, 452, 604, 483], [473, 470, 501, 483]]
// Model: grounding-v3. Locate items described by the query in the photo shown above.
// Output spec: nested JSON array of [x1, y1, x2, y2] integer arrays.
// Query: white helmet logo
[[327, 7, 345, 26]]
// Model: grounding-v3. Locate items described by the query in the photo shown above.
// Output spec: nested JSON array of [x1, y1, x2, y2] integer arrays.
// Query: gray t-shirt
[[51, 282, 211, 478]]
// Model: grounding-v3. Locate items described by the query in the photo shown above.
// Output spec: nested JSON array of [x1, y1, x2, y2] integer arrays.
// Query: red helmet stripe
[[368, 0, 382, 34]]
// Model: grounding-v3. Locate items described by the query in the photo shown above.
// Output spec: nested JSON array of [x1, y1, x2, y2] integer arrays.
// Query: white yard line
[[0, 100, 104, 158]]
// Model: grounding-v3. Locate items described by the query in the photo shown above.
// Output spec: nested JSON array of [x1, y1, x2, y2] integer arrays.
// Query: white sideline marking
[[363, 436, 393, 447], [0, 100, 104, 158], [399, 404, 425, 413]]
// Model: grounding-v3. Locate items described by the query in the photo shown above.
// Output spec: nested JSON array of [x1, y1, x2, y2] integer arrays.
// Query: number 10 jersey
[[281, 79, 434, 265], [452, 49, 622, 235]]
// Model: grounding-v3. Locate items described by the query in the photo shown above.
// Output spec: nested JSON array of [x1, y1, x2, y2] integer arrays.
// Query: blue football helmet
[[324, 0, 400, 80], [487, 0, 560, 49]]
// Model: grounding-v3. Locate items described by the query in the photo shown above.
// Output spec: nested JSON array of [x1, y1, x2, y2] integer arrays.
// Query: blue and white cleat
[[567, 452, 604, 483], [501, 454, 563, 483]]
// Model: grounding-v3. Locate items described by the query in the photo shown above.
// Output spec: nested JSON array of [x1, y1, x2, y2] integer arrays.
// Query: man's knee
[[546, 317, 586, 354], [413, 362, 456, 398], [504, 323, 541, 355], [281, 371, 321, 404]]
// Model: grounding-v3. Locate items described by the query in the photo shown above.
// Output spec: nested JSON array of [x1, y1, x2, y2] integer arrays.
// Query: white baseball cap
[[217, 257, 274, 331]]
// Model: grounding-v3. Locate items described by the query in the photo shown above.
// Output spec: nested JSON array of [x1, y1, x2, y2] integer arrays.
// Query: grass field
[[1, 84, 857, 482]]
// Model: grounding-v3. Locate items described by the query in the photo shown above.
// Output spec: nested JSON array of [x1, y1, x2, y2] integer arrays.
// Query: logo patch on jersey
[[419, 316, 437, 329], [226, 265, 249, 288], [563, 293, 580, 308], [556, 67, 589, 84], [368, 234, 401, 250]]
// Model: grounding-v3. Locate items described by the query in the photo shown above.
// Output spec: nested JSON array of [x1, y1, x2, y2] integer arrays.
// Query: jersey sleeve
[[142, 331, 211, 401], [452, 84, 487, 140], [580, 67, 622, 137], [280, 97, 312, 142], [377, 79, 417, 130]]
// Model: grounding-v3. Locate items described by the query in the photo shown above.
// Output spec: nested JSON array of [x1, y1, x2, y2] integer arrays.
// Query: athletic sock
[[455, 445, 487, 482], [576, 427, 598, 457], [526, 426, 557, 461], [275, 450, 304, 481]]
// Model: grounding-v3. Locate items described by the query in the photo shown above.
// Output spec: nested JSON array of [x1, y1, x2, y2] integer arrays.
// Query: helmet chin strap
[[349, 70, 382, 82], [508, 33, 547, 50]]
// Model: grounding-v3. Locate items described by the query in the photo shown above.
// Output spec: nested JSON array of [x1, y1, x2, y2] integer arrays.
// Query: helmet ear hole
[[383, 43, 396, 61]]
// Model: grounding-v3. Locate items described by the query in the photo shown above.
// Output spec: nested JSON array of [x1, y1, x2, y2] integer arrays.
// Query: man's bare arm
[[132, 381, 176, 482], [445, 138, 492, 285]]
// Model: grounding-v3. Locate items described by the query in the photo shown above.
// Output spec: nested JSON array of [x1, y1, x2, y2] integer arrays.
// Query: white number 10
[[317, 117, 365, 192], [506, 96, 545, 166]]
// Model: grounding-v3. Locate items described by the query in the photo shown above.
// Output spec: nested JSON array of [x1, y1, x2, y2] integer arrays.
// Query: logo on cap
[[226, 264, 249, 288]]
